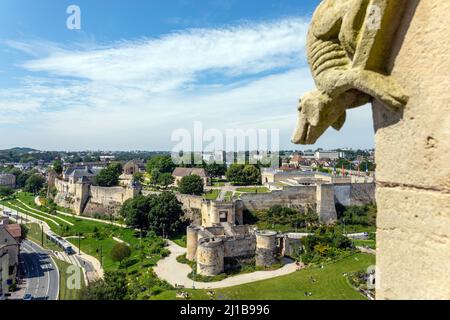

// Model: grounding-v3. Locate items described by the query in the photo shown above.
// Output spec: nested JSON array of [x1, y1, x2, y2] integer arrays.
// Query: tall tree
[[178, 174, 204, 195], [23, 174, 45, 194], [205, 162, 227, 177], [0, 186, 14, 197], [226, 164, 261, 185], [147, 192, 183, 236], [146, 155, 175, 174], [80, 271, 128, 300], [53, 160, 63, 175], [120, 195, 152, 230], [95, 164, 122, 187], [110, 243, 131, 266]]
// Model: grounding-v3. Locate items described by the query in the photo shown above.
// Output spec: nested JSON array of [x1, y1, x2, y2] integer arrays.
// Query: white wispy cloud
[[0, 16, 374, 150], [18, 18, 308, 87]]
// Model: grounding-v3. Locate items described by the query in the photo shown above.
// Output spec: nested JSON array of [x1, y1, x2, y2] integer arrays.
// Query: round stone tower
[[197, 237, 224, 276], [255, 230, 278, 267], [186, 226, 200, 261]]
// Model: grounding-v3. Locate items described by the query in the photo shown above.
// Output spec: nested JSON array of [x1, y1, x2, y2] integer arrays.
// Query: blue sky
[[0, 0, 375, 151]]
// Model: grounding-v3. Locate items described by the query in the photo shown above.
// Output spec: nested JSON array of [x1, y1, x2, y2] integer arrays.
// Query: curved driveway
[[20, 240, 59, 300], [154, 240, 299, 289]]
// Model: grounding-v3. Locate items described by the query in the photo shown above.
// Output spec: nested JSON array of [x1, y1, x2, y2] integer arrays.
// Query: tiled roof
[[5, 224, 21, 239], [172, 167, 208, 178]]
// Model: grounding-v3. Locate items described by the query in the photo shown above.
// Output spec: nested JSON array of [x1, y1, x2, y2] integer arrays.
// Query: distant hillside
[[1, 147, 38, 153]]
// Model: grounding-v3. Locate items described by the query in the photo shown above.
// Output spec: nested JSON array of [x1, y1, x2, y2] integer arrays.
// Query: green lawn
[[53, 258, 85, 300], [235, 187, 269, 193], [335, 224, 376, 234], [256, 222, 310, 234], [203, 189, 220, 200], [352, 239, 376, 249], [212, 181, 225, 187], [170, 233, 187, 248], [152, 253, 375, 300], [26, 223, 64, 252], [224, 191, 233, 202]]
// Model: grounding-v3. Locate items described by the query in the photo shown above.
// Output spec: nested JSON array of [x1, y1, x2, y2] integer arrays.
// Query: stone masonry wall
[[334, 183, 376, 206], [84, 186, 134, 216], [239, 186, 317, 212], [374, 0, 450, 299]]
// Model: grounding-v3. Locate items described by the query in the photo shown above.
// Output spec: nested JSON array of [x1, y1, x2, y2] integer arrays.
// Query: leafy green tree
[[80, 271, 128, 300], [48, 186, 58, 198], [339, 204, 377, 227], [257, 205, 319, 229], [6, 167, 22, 177], [358, 160, 375, 172], [0, 186, 14, 197], [23, 174, 45, 194], [120, 192, 183, 236], [120, 195, 153, 230], [20, 224, 29, 240], [16, 172, 31, 188], [52, 160, 63, 175], [146, 155, 175, 174], [157, 172, 174, 188], [109, 162, 123, 175], [47, 200, 58, 215], [205, 162, 226, 177], [226, 164, 261, 185], [242, 165, 261, 185], [110, 243, 132, 266], [147, 192, 183, 236], [226, 164, 245, 184], [95, 164, 122, 187], [177, 174, 204, 195], [132, 172, 143, 183]]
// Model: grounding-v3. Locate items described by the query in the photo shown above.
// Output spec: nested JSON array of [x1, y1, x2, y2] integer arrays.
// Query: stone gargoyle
[[292, 0, 409, 144]]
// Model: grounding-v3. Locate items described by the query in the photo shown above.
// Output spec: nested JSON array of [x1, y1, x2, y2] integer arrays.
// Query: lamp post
[[100, 246, 103, 267]]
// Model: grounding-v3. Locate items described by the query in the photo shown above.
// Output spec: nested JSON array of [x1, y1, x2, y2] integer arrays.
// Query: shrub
[[110, 243, 132, 266]]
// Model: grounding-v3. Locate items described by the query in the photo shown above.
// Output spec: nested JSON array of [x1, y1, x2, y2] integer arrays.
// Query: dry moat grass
[[153, 252, 375, 300]]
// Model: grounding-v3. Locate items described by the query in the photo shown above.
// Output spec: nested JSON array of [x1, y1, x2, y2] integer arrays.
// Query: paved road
[[2, 203, 103, 280], [19, 240, 59, 300]]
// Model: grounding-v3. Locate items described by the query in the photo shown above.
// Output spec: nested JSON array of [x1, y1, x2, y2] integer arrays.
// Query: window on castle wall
[[220, 211, 228, 222]]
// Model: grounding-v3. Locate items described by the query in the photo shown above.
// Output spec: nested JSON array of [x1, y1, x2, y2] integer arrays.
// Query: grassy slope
[[203, 189, 220, 200], [2, 192, 161, 272], [53, 258, 85, 300], [153, 253, 375, 300], [235, 187, 269, 193]]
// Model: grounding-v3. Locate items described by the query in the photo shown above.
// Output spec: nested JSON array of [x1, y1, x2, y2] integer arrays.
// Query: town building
[[0, 220, 21, 300], [314, 150, 344, 160], [172, 167, 211, 187], [122, 160, 146, 175], [99, 155, 115, 162], [53, 165, 140, 216], [0, 174, 16, 189]]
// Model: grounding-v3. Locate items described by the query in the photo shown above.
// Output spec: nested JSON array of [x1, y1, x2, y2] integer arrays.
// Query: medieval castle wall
[[54, 178, 137, 215], [197, 238, 225, 276]]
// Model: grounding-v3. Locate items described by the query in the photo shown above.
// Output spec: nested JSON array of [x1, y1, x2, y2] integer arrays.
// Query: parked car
[[22, 293, 33, 300]]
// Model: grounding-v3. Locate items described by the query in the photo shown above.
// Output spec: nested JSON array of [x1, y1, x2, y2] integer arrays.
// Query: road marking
[[21, 242, 41, 297], [22, 240, 58, 300]]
